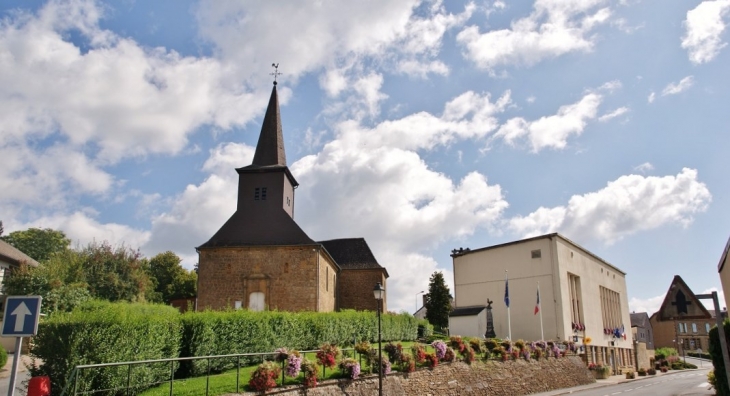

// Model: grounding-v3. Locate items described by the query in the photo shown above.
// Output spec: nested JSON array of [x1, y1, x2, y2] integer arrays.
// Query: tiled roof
[[0, 240, 40, 267], [450, 306, 487, 317], [319, 238, 388, 276]]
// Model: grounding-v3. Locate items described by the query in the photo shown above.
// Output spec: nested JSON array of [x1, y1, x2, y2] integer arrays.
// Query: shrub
[[625, 371, 635, 379], [647, 368, 656, 375], [468, 338, 483, 353], [302, 358, 319, 388], [432, 340, 447, 360], [638, 368, 646, 376], [411, 343, 426, 364], [338, 358, 361, 380], [383, 342, 403, 364], [425, 352, 438, 368], [0, 347, 7, 369], [29, 301, 181, 395], [708, 370, 716, 389], [248, 361, 280, 393], [316, 343, 339, 369]]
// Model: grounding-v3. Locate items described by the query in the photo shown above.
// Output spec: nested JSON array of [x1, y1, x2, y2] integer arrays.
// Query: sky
[[0, 0, 728, 315]]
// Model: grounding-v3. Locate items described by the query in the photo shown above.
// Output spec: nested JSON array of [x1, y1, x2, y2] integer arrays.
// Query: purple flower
[[286, 354, 302, 377], [432, 341, 447, 359]]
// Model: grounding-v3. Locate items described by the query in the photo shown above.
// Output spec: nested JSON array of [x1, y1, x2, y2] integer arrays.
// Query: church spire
[[252, 65, 286, 166]]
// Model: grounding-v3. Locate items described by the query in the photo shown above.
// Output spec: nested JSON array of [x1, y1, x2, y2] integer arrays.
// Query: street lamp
[[373, 282, 385, 396], [415, 290, 425, 313]]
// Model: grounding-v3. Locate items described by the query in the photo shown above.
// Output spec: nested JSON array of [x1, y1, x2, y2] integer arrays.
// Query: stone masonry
[[235, 356, 594, 396], [197, 246, 337, 311], [338, 269, 388, 312]]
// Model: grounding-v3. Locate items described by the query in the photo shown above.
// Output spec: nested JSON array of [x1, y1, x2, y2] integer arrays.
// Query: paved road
[[561, 369, 712, 396]]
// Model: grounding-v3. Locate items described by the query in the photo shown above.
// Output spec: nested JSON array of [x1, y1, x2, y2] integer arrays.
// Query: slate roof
[[0, 240, 40, 267], [198, 210, 315, 248], [251, 85, 286, 167], [319, 238, 389, 277], [450, 306, 487, 317], [630, 312, 650, 328]]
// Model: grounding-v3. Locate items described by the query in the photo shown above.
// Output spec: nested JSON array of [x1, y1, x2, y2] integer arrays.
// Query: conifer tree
[[424, 271, 452, 331]]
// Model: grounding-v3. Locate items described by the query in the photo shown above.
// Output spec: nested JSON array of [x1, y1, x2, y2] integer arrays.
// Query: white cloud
[[509, 168, 712, 244], [598, 106, 629, 122], [142, 142, 254, 263], [647, 92, 656, 103], [16, 211, 151, 251], [682, 0, 730, 64], [633, 162, 654, 173], [196, 0, 473, 82], [662, 76, 695, 96], [456, 0, 612, 72], [493, 91, 602, 152]]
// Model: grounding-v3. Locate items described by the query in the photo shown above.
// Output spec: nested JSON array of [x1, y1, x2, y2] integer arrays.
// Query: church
[[196, 79, 388, 313]]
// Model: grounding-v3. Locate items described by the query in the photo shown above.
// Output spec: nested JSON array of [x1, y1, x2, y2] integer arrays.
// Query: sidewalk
[[532, 370, 686, 396], [0, 354, 32, 379]]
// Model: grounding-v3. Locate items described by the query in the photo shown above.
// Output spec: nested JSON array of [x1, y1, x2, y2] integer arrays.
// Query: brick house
[[649, 275, 718, 354], [196, 82, 388, 312]]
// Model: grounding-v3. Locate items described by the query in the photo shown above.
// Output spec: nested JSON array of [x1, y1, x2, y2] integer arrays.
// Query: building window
[[600, 286, 622, 334], [692, 323, 698, 333], [531, 249, 541, 259], [254, 188, 260, 200], [261, 187, 267, 200], [568, 273, 583, 328], [707, 323, 712, 333], [678, 323, 683, 333], [286, 197, 290, 206]]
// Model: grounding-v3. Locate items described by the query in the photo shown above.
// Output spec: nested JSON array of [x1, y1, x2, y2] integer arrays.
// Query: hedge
[[710, 319, 730, 396], [178, 309, 427, 376], [31, 302, 432, 393], [30, 301, 182, 396]]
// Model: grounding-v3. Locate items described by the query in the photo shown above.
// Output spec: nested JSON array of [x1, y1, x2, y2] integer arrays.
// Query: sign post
[[1, 296, 42, 396]]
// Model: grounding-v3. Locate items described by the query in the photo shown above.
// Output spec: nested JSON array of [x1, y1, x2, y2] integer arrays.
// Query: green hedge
[[178, 309, 426, 376], [30, 301, 181, 396], [31, 302, 430, 392], [710, 319, 730, 396]]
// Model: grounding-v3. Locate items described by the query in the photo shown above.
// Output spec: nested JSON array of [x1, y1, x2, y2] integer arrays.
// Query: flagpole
[[505, 270, 511, 341], [538, 282, 544, 342]]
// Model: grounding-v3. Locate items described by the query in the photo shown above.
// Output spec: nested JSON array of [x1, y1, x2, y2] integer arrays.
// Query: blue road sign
[[1, 296, 42, 337]]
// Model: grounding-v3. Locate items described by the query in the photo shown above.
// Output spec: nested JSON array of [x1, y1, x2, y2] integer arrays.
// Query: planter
[[593, 370, 610, 379]]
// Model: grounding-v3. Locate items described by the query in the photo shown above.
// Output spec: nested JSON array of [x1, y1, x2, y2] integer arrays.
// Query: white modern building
[[450, 233, 634, 372]]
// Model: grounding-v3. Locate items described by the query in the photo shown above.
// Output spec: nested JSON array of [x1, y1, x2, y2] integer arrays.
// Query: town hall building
[[196, 80, 388, 313]]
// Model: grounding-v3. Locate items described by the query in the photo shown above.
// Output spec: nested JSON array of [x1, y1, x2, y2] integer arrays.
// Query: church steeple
[[251, 84, 286, 166]]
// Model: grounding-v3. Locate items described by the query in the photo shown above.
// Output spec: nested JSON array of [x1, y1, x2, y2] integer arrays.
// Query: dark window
[[531, 249, 541, 259], [261, 187, 267, 200], [254, 188, 260, 200]]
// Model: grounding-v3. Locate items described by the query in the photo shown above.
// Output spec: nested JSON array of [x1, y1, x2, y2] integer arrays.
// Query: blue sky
[[1, 0, 728, 314]]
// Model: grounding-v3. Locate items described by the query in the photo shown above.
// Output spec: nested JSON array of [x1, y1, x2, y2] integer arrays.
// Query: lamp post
[[374, 282, 385, 396], [415, 290, 424, 313]]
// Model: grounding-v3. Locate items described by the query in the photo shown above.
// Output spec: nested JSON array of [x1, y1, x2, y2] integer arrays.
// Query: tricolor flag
[[534, 287, 540, 315], [504, 275, 510, 308]]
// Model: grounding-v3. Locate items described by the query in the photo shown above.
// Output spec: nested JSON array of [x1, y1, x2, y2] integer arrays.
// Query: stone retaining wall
[[236, 356, 595, 395]]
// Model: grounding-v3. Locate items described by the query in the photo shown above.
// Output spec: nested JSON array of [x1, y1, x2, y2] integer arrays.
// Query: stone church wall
[[237, 357, 594, 395], [337, 269, 387, 312], [317, 251, 338, 312], [198, 246, 331, 311]]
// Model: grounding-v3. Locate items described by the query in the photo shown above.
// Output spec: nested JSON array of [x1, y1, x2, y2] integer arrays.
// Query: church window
[[692, 323, 697, 333], [531, 249, 541, 259], [287, 197, 290, 206], [254, 188, 260, 200], [261, 187, 267, 200], [707, 323, 711, 333], [234, 301, 242, 310]]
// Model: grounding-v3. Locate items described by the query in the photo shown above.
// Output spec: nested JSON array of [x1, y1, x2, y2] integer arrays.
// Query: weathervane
[[270, 63, 281, 85]]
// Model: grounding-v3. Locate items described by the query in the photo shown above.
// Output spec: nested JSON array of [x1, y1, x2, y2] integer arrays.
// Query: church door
[[249, 292, 265, 311]]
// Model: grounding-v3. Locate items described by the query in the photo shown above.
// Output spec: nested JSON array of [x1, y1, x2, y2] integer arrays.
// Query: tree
[[80, 242, 153, 302], [0, 221, 4, 236], [148, 251, 197, 303], [424, 271, 452, 331], [0, 227, 70, 263]]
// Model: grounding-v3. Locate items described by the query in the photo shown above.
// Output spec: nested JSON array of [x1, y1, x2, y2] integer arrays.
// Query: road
[[0, 369, 30, 396], [565, 369, 713, 396]]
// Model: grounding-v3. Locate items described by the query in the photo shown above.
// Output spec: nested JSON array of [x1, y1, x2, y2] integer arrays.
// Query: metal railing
[[60, 349, 349, 396]]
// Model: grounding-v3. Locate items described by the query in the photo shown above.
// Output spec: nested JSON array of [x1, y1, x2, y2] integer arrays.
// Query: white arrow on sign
[[11, 302, 31, 332]]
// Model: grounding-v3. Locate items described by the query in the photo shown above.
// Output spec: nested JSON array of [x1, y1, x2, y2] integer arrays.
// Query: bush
[[647, 368, 656, 375], [0, 346, 7, 368], [29, 301, 181, 396]]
